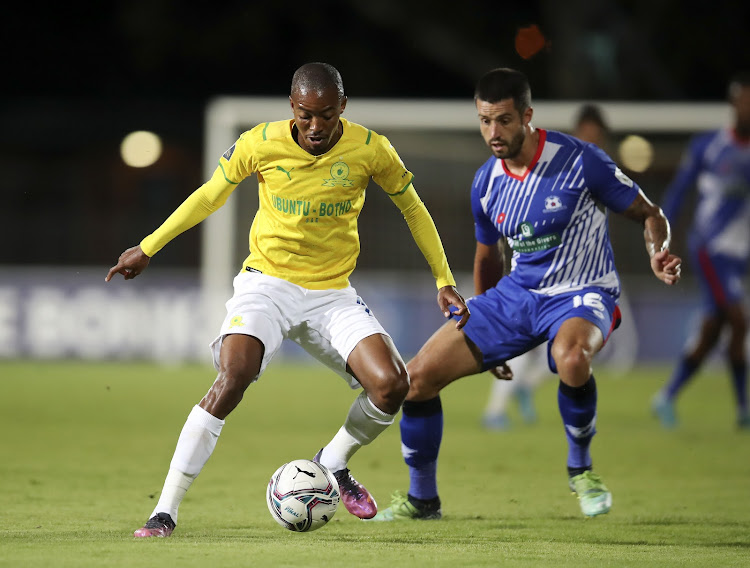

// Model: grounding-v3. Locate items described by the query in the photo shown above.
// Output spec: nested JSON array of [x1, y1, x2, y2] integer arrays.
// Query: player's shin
[[319, 391, 396, 472], [665, 356, 699, 399], [557, 377, 597, 477], [151, 405, 225, 522], [730, 361, 748, 421], [400, 397, 443, 500]]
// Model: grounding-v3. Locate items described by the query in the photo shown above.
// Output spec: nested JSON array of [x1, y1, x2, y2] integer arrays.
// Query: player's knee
[[552, 344, 592, 384], [216, 360, 255, 397], [404, 356, 434, 399], [366, 366, 409, 414], [201, 364, 255, 418]]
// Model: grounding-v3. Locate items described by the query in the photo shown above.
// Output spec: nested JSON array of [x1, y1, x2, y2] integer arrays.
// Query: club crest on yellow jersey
[[323, 162, 354, 187]]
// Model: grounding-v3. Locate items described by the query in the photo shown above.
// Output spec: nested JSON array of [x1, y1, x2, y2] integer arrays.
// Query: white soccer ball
[[266, 459, 340, 532]]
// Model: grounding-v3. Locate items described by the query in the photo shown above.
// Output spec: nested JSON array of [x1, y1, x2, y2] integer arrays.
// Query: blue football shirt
[[661, 128, 750, 262], [471, 130, 640, 297]]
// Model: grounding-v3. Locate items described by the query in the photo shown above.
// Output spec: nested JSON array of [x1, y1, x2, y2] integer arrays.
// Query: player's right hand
[[105, 245, 151, 282]]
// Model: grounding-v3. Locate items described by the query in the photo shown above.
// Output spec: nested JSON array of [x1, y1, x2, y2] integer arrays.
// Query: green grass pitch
[[1, 359, 749, 567]]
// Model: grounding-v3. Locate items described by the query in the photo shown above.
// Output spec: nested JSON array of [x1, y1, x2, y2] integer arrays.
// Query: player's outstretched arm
[[437, 285, 470, 330], [389, 184, 470, 326], [104, 167, 239, 284], [105, 245, 151, 282], [621, 191, 682, 286]]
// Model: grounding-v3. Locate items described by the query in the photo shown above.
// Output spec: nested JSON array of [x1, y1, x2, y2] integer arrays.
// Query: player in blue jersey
[[480, 103, 640, 431], [371, 68, 681, 521], [652, 72, 750, 430]]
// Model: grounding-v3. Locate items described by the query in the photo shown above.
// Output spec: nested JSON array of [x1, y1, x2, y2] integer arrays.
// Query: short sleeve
[[471, 167, 501, 245], [581, 144, 641, 213], [217, 128, 260, 184], [370, 133, 414, 195]]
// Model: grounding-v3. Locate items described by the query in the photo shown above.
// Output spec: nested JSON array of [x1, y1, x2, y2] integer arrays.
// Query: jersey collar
[[501, 129, 547, 181]]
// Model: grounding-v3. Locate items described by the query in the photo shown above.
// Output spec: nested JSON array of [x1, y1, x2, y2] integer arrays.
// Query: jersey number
[[572, 292, 605, 319]]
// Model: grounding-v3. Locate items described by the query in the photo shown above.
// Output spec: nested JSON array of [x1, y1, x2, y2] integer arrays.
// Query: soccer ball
[[266, 459, 340, 532]]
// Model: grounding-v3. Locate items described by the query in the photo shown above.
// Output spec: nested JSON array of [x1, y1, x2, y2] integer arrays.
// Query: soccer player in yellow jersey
[[105, 62, 469, 537]]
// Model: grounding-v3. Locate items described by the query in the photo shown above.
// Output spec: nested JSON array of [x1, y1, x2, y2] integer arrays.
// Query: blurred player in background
[[652, 72, 750, 430], [106, 62, 469, 537], [574, 104, 610, 149], [372, 68, 681, 522], [481, 103, 638, 431], [480, 343, 545, 430]]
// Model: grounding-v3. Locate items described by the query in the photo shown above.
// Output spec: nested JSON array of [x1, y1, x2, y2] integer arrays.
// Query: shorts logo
[[544, 196, 566, 212], [229, 315, 245, 328], [322, 161, 354, 187]]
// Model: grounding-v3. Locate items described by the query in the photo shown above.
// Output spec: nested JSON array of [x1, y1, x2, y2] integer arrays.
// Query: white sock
[[150, 468, 193, 523], [151, 405, 225, 523], [319, 426, 361, 473], [484, 378, 517, 416], [319, 391, 395, 473], [485, 349, 543, 416]]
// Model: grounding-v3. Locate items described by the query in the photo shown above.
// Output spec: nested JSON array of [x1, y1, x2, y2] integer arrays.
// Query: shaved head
[[291, 62, 345, 101], [288, 63, 347, 155]]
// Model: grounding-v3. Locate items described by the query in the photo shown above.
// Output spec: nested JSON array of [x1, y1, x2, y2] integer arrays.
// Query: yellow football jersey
[[222, 118, 413, 289], [141, 117, 455, 291]]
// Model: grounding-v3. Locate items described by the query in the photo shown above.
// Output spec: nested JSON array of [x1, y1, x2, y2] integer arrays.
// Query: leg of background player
[[653, 313, 723, 428]]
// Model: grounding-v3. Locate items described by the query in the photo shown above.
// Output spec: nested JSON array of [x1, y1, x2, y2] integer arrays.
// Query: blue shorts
[[461, 277, 621, 374], [692, 246, 747, 312]]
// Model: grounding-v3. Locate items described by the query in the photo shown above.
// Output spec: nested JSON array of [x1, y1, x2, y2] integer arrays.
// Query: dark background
[[2, 0, 749, 272]]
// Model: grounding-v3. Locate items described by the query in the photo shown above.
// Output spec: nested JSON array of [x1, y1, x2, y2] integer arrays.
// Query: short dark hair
[[474, 68, 532, 113], [291, 62, 345, 101], [574, 104, 609, 132], [728, 71, 750, 100]]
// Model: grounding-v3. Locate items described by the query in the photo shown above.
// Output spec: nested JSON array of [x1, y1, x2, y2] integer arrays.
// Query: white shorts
[[210, 271, 389, 388]]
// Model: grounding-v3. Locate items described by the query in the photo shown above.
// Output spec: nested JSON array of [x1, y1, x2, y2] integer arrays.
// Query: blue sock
[[558, 377, 597, 472], [400, 397, 443, 500], [730, 361, 747, 415], [665, 357, 698, 400]]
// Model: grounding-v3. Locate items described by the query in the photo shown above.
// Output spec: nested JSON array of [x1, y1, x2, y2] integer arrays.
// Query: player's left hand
[[437, 285, 470, 330], [650, 248, 682, 286]]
